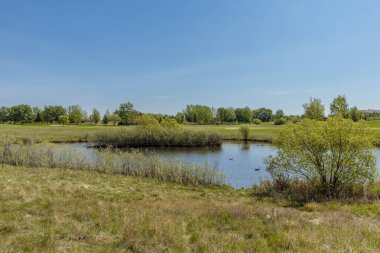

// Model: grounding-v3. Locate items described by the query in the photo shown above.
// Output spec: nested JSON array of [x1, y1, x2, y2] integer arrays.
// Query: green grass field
[[1, 165, 379, 252], [0, 123, 282, 143], [0, 120, 378, 144]]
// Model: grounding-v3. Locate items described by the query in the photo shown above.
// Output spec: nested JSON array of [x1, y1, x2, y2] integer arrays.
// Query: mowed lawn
[[0, 123, 282, 143], [1, 165, 379, 252]]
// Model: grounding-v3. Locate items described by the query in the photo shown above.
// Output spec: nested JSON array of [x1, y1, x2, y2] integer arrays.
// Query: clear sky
[[1, 0, 379, 115]]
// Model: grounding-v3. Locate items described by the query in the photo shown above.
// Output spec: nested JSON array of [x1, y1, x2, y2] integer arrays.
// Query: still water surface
[[65, 142, 380, 189]]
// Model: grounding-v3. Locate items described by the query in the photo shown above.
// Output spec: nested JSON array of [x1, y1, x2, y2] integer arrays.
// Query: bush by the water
[[0, 143, 226, 186], [266, 117, 378, 199], [90, 126, 222, 147]]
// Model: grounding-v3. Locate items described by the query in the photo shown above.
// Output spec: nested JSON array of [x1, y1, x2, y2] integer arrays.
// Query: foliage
[[217, 107, 237, 123], [91, 126, 222, 147], [90, 108, 101, 124], [350, 106, 363, 122], [41, 105, 66, 123], [235, 107, 253, 123], [266, 117, 377, 198], [9, 104, 34, 124], [239, 126, 250, 141], [330, 95, 349, 118], [175, 112, 186, 124], [0, 106, 10, 123], [115, 102, 139, 125], [184, 105, 213, 124], [253, 108, 272, 122], [58, 115, 69, 125], [303, 98, 325, 121], [135, 114, 160, 126], [252, 118, 262, 125], [109, 113, 121, 126], [102, 110, 110, 124], [68, 105, 85, 124], [274, 117, 286, 125]]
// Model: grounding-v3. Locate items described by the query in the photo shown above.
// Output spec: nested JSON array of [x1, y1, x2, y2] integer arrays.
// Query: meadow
[[0, 122, 282, 144], [1, 165, 379, 252]]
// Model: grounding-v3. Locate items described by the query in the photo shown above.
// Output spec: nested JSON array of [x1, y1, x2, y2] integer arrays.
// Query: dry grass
[[1, 165, 380, 252]]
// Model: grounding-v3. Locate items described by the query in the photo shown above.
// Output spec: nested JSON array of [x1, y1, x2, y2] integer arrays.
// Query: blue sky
[[1, 0, 380, 115]]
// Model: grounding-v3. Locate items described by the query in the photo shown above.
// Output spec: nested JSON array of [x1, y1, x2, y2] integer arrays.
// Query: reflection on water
[[61, 142, 380, 189], [140, 142, 276, 188]]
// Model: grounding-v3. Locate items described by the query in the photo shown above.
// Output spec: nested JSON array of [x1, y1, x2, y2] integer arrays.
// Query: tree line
[[0, 95, 371, 125]]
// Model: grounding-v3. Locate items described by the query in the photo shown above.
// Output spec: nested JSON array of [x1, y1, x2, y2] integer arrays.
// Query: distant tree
[[58, 115, 69, 125], [349, 106, 362, 122], [235, 107, 253, 123], [115, 102, 138, 125], [135, 114, 160, 126], [175, 112, 186, 124], [184, 105, 213, 124], [32, 107, 42, 122], [253, 108, 272, 122], [68, 105, 84, 125], [9, 104, 34, 124], [303, 98, 325, 121], [109, 113, 121, 126], [90, 108, 101, 124], [274, 117, 286, 125], [41, 105, 66, 123], [330, 95, 349, 118], [216, 107, 236, 123], [160, 118, 181, 128], [0, 106, 10, 124], [102, 110, 110, 125], [274, 109, 285, 119]]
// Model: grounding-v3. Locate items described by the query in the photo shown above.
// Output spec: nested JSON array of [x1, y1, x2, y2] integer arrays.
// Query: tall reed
[[90, 126, 222, 148], [0, 143, 226, 186]]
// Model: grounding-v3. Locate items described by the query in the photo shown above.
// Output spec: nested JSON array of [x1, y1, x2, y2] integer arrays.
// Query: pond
[[63, 142, 380, 189]]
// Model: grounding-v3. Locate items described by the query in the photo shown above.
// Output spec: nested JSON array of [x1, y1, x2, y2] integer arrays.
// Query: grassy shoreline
[[1, 165, 379, 252]]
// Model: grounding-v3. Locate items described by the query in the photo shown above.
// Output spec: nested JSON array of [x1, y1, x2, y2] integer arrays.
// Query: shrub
[[239, 126, 250, 141], [273, 117, 286, 125], [266, 117, 377, 199], [252, 119, 261, 125]]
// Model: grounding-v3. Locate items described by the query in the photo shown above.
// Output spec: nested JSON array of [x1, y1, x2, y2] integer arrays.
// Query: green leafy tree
[[330, 95, 349, 118], [115, 102, 138, 125], [253, 108, 272, 122], [0, 106, 10, 124], [90, 108, 101, 124], [135, 114, 160, 126], [9, 104, 34, 124], [274, 109, 285, 119], [303, 98, 325, 121], [217, 107, 237, 123], [102, 110, 110, 125], [266, 117, 377, 198], [109, 113, 121, 126], [349, 106, 362, 122], [41, 105, 66, 123], [58, 115, 69, 125], [235, 107, 253, 123], [68, 105, 84, 125], [184, 105, 213, 124], [175, 112, 186, 124]]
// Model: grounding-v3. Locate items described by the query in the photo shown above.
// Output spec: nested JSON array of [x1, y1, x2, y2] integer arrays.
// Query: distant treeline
[[0, 95, 375, 125]]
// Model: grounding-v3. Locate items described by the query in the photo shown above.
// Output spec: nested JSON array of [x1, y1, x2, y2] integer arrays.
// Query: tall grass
[[90, 126, 222, 147], [0, 143, 226, 186]]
